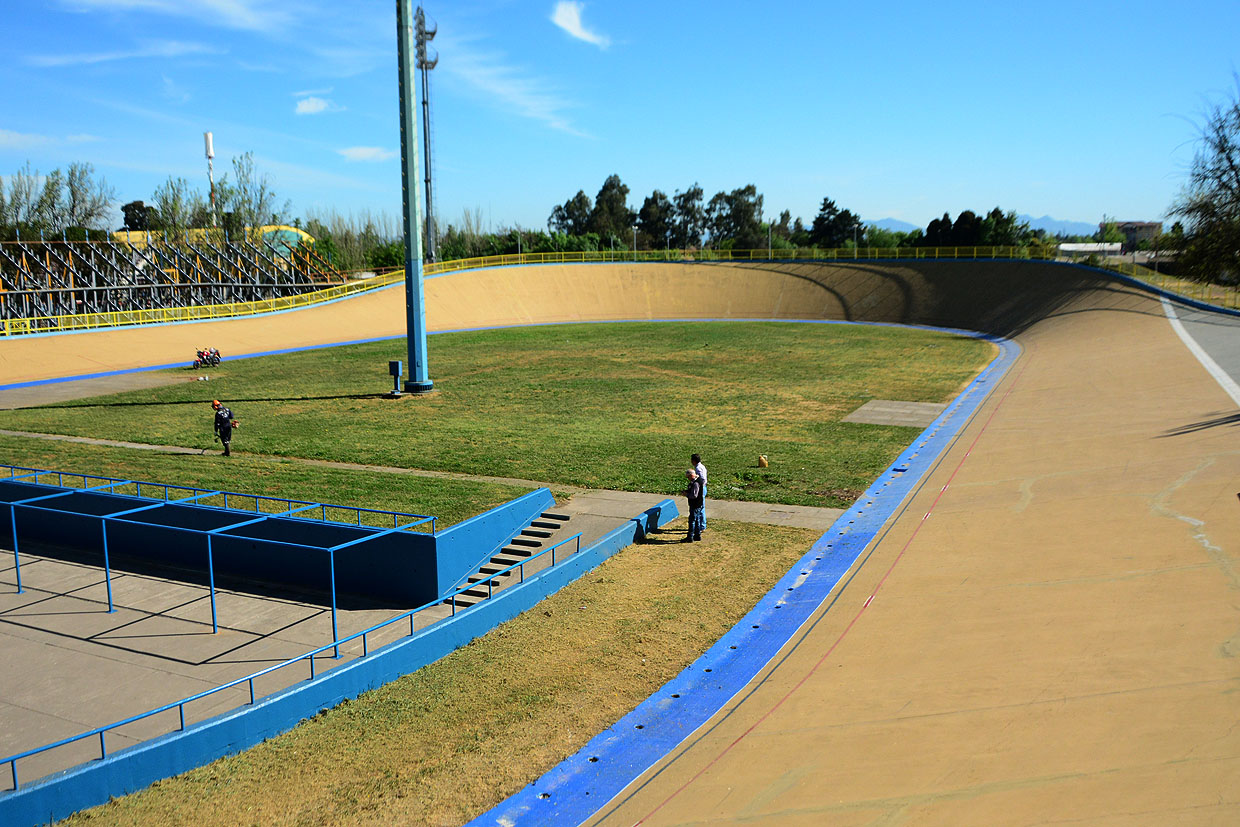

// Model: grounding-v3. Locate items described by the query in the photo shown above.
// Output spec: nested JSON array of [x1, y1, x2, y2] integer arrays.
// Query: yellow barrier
[[2, 248, 1235, 336]]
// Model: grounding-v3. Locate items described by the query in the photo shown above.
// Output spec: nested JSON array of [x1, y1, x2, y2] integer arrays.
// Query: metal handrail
[[1, 529, 582, 791], [0, 464, 432, 530]]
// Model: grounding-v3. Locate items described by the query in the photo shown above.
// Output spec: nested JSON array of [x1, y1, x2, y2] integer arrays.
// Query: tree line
[[3, 76, 1237, 284]]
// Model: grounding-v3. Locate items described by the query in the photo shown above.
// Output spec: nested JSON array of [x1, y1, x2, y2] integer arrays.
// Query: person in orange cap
[[211, 400, 235, 456]]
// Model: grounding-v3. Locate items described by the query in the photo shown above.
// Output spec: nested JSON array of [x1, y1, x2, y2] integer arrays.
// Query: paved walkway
[[0, 550, 425, 785], [0, 429, 845, 531]]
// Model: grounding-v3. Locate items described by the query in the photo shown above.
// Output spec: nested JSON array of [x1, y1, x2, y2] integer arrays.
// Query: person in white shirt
[[692, 453, 707, 530]]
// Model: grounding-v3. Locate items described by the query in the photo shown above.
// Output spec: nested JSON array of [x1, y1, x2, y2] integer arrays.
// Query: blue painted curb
[[470, 331, 1021, 827]]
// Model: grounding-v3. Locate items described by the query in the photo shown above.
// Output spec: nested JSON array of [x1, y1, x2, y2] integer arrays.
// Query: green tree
[[979, 208, 1029, 246], [951, 210, 983, 245], [1096, 218, 1125, 244], [671, 184, 705, 248], [63, 162, 115, 229], [0, 161, 113, 234], [548, 190, 592, 235], [922, 212, 952, 246], [150, 177, 206, 233], [222, 152, 288, 232], [587, 174, 636, 239], [772, 209, 792, 241], [789, 216, 811, 247], [808, 197, 861, 248], [863, 226, 914, 248], [706, 185, 764, 249], [637, 190, 674, 249], [1172, 79, 1240, 281], [1, 162, 40, 230]]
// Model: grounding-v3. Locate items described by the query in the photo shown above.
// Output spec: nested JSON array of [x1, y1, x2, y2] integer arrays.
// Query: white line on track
[[1161, 298, 1240, 406]]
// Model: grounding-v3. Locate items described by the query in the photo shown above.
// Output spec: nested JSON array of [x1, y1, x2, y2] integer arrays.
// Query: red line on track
[[631, 354, 1032, 826]]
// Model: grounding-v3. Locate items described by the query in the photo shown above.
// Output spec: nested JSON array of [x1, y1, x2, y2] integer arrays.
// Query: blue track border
[[469, 327, 1021, 826]]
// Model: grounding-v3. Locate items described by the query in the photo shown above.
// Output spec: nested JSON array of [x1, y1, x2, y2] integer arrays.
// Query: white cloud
[[337, 146, 397, 162], [0, 129, 101, 149], [295, 97, 333, 115], [292, 87, 333, 98], [60, 0, 291, 33], [550, 2, 609, 48], [161, 75, 191, 103], [445, 40, 589, 137], [28, 39, 221, 67]]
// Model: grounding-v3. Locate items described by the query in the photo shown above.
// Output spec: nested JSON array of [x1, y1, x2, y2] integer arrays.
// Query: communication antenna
[[415, 6, 438, 262], [204, 131, 217, 228]]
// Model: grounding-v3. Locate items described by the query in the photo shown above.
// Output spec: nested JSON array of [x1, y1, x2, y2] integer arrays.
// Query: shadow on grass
[[641, 526, 691, 545], [20, 392, 390, 411]]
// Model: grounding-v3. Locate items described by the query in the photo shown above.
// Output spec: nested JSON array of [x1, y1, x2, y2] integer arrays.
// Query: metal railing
[[2, 246, 1234, 335], [2, 464, 437, 647], [1, 529, 581, 792], [0, 464, 433, 530]]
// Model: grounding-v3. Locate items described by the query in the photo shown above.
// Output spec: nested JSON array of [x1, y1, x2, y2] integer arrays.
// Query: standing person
[[692, 453, 708, 529], [211, 400, 235, 457], [683, 468, 704, 543]]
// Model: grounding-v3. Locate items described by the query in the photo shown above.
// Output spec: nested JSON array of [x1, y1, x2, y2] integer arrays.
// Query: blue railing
[[0, 464, 436, 530], [2, 529, 582, 793], [2, 463, 437, 637]]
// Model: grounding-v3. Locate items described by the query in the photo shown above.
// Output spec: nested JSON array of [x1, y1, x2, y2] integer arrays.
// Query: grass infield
[[0, 321, 993, 508]]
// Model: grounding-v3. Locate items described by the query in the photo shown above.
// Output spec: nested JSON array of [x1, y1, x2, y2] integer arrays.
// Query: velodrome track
[[3, 260, 1239, 823]]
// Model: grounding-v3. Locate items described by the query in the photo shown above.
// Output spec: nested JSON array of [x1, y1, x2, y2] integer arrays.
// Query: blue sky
[[2, 0, 1238, 233]]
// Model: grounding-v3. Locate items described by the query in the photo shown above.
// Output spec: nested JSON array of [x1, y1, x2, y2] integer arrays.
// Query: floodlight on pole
[[397, 0, 433, 393], [415, 5, 438, 263], [204, 131, 217, 228]]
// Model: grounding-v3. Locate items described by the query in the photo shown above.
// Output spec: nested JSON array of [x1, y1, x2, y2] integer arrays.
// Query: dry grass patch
[[64, 519, 817, 827]]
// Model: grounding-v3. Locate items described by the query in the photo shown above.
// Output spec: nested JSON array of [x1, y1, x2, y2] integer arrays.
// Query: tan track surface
[[2, 262, 1237, 823], [1, 260, 1109, 385]]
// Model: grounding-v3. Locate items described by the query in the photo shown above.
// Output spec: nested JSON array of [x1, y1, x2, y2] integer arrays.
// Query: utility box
[[388, 361, 403, 396]]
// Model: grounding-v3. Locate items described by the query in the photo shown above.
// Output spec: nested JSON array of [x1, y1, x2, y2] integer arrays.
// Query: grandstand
[[0, 226, 344, 325]]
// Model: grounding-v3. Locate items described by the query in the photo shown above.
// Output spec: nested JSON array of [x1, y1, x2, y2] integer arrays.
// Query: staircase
[[444, 511, 574, 609]]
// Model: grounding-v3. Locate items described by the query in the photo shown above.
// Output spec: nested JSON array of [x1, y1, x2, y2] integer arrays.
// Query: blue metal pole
[[9, 504, 23, 594], [206, 535, 218, 634], [397, 0, 433, 393], [329, 549, 339, 658], [99, 520, 115, 613]]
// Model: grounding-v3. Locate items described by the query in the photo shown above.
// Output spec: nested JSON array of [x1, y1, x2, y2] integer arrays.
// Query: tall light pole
[[415, 6, 438, 263], [397, 0, 433, 393], [204, 131, 217, 228]]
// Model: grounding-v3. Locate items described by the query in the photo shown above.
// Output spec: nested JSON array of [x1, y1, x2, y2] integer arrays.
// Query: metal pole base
[[403, 380, 435, 394]]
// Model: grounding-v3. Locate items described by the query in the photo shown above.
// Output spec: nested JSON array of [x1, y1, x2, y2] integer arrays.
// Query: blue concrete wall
[[3, 487, 438, 606], [433, 487, 555, 593], [0, 499, 677, 827], [1, 481, 554, 609]]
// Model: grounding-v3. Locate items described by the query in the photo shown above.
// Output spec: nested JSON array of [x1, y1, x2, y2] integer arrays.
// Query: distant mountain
[[867, 214, 1100, 237], [867, 217, 920, 232], [1019, 214, 1097, 237]]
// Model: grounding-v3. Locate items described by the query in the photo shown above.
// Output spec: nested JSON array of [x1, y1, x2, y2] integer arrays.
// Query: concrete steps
[[444, 512, 573, 609]]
